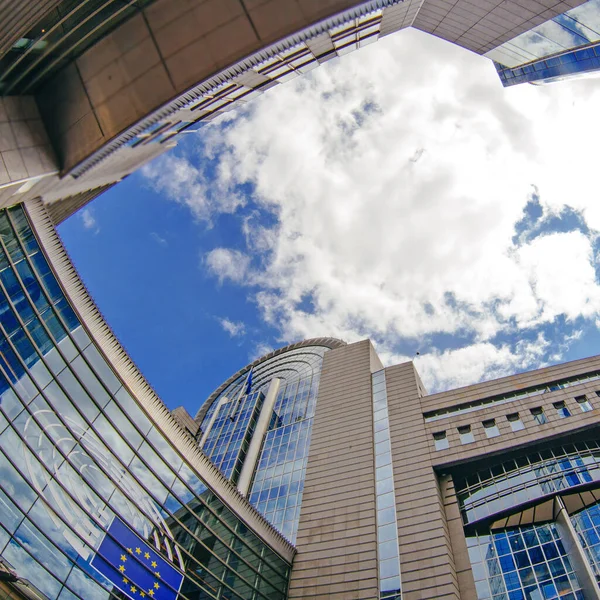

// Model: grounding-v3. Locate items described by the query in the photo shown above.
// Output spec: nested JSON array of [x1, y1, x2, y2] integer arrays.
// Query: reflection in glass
[[372, 370, 401, 600], [0, 205, 292, 599]]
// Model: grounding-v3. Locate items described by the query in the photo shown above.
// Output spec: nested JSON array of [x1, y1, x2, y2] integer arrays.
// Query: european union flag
[[91, 517, 183, 600], [244, 368, 253, 395]]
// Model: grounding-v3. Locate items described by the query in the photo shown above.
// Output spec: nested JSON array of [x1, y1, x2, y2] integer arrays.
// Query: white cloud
[[150, 232, 168, 246], [141, 153, 245, 224], [149, 28, 600, 391], [413, 335, 551, 392], [249, 342, 274, 362], [218, 317, 246, 337], [80, 208, 98, 232], [204, 248, 251, 284]]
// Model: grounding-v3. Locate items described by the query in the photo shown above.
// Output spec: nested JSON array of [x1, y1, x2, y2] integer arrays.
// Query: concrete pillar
[[237, 378, 281, 496]]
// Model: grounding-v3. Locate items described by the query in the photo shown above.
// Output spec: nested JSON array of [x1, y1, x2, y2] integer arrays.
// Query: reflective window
[[482, 419, 500, 438], [458, 425, 475, 445], [553, 401, 571, 418], [572, 502, 600, 579], [202, 390, 264, 483], [455, 442, 598, 525], [424, 371, 600, 422], [0, 206, 291, 600], [485, 0, 600, 68], [372, 370, 401, 600], [433, 431, 449, 451], [507, 412, 525, 432], [204, 344, 330, 543], [575, 395, 593, 412], [531, 407, 548, 425]]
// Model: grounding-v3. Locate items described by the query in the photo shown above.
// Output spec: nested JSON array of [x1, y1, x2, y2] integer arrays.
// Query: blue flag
[[244, 368, 253, 395], [90, 517, 183, 600]]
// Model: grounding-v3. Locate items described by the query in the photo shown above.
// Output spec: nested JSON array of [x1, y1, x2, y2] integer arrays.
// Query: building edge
[[195, 336, 347, 423], [24, 197, 296, 563]]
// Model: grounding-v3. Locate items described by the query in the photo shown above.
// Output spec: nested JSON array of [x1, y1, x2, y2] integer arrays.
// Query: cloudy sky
[[59, 28, 600, 414]]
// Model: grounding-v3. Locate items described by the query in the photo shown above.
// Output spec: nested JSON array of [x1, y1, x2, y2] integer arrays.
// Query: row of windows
[[496, 41, 600, 86], [127, 8, 388, 148], [372, 370, 402, 600], [0, 205, 290, 600], [251, 414, 313, 541], [202, 391, 264, 483], [0, 0, 155, 95], [455, 442, 600, 525], [433, 394, 595, 450], [424, 373, 600, 423]]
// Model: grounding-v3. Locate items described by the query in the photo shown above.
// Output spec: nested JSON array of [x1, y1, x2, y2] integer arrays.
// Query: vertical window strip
[[372, 370, 401, 600]]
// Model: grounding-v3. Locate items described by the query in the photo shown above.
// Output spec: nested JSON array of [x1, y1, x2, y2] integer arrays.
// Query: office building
[[0, 0, 597, 224], [2, 196, 600, 600], [0, 199, 295, 600], [199, 333, 600, 600], [2, 1, 600, 599]]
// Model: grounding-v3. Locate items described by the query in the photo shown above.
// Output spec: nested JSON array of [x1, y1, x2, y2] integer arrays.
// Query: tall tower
[[196, 338, 345, 542]]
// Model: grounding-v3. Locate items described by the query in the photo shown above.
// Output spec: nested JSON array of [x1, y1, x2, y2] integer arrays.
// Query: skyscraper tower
[[196, 339, 345, 543]]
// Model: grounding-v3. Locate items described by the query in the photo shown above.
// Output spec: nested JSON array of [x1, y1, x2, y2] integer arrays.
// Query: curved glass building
[[4, 199, 600, 600], [0, 200, 294, 600], [196, 338, 344, 542]]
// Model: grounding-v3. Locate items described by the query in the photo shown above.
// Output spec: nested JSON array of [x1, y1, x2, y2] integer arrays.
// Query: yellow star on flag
[[153, 582, 160, 589], [144, 552, 150, 560], [130, 585, 137, 594], [120, 555, 127, 562], [154, 572, 160, 578], [127, 548, 133, 554], [123, 578, 129, 585], [118, 565, 126, 573], [135, 547, 142, 555], [148, 590, 154, 598], [140, 592, 146, 598], [151, 561, 157, 568]]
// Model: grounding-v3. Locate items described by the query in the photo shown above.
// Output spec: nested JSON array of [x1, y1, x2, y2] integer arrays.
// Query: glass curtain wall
[[200, 346, 329, 543], [485, 0, 600, 68], [0, 0, 155, 95], [372, 369, 401, 600], [0, 204, 290, 600], [455, 443, 600, 525], [201, 391, 264, 484], [466, 524, 584, 600]]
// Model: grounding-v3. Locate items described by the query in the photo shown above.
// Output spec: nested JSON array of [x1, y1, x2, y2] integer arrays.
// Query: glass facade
[[455, 442, 600, 525], [202, 391, 264, 484], [372, 370, 402, 600], [0, 204, 290, 600], [495, 42, 600, 87], [200, 343, 335, 543], [485, 0, 600, 68], [466, 524, 584, 600]]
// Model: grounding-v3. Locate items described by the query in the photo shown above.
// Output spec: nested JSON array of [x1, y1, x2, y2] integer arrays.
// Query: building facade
[[3, 196, 600, 600], [194, 335, 600, 599], [0, 199, 295, 600], [1, 0, 599, 223]]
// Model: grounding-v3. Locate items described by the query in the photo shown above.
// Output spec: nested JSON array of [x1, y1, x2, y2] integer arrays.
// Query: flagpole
[[230, 368, 253, 420]]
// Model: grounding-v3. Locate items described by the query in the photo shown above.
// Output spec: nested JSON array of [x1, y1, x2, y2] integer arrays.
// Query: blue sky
[[58, 29, 600, 416]]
